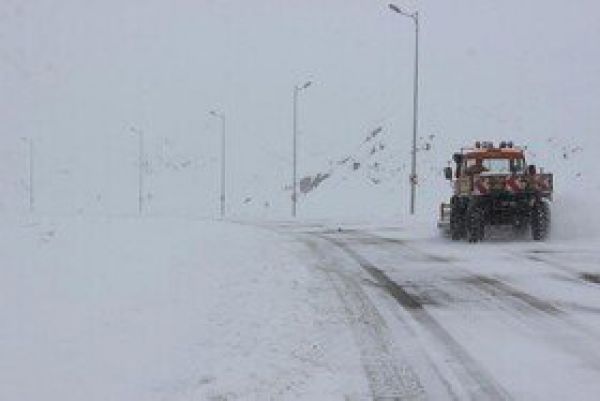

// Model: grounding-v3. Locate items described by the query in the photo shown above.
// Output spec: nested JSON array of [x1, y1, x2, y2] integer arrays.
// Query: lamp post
[[130, 127, 144, 215], [210, 110, 226, 219], [21, 137, 34, 213], [389, 3, 419, 215], [292, 80, 312, 218]]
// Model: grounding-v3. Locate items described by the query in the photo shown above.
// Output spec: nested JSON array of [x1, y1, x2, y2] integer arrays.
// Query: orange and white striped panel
[[505, 176, 525, 192]]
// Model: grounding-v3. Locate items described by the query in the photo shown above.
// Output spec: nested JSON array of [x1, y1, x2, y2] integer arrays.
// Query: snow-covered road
[[273, 221, 600, 401], [3, 217, 600, 400]]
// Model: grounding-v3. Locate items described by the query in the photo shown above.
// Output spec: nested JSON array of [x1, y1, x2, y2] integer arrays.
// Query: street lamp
[[130, 127, 144, 215], [210, 110, 226, 219], [388, 3, 419, 215], [21, 137, 34, 213], [292, 80, 312, 218]]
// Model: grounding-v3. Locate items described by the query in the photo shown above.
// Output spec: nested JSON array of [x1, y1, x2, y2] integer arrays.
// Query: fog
[[2, 0, 599, 219]]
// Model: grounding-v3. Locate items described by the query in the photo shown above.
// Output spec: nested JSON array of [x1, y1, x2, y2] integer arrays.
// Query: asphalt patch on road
[[462, 275, 561, 315], [581, 272, 600, 284], [528, 249, 560, 254], [364, 266, 424, 310]]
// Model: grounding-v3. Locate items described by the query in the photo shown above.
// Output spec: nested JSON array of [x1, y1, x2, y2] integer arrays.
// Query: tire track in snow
[[518, 252, 600, 289], [461, 275, 562, 315], [238, 221, 428, 399], [300, 236, 428, 401], [318, 233, 512, 401], [235, 222, 600, 398], [362, 232, 567, 316], [351, 231, 600, 373]]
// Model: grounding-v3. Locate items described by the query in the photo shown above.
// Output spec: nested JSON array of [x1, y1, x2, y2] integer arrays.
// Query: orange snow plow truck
[[438, 141, 553, 242]]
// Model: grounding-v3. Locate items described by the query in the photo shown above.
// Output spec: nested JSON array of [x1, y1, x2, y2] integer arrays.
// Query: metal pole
[[210, 110, 226, 219], [28, 138, 34, 213], [291, 81, 311, 218], [220, 115, 226, 219], [388, 4, 420, 215], [292, 86, 298, 218], [138, 130, 144, 215], [410, 12, 419, 215]]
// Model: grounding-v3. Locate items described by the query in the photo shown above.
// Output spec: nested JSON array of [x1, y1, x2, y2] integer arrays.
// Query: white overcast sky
[[1, 0, 599, 215]]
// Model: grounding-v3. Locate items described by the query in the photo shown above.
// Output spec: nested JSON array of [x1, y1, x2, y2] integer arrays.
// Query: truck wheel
[[450, 204, 465, 240], [531, 200, 550, 241], [512, 218, 528, 237], [467, 205, 485, 243]]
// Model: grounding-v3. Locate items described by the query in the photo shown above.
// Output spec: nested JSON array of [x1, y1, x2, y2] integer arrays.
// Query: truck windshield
[[480, 158, 525, 174], [465, 158, 525, 174]]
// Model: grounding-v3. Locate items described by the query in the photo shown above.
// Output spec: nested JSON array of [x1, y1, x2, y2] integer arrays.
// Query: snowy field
[[3, 214, 600, 401], [0, 216, 364, 400]]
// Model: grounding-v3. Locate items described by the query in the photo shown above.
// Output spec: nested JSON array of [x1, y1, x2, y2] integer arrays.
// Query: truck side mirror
[[528, 164, 537, 175], [444, 167, 453, 180]]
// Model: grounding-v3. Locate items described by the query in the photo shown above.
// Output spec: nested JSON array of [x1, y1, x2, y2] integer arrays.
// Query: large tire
[[531, 200, 550, 241], [450, 201, 466, 240], [467, 205, 485, 243], [512, 217, 528, 238]]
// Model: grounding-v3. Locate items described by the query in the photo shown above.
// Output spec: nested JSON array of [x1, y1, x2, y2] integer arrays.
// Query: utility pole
[[210, 110, 226, 219], [292, 80, 312, 218], [388, 3, 420, 215]]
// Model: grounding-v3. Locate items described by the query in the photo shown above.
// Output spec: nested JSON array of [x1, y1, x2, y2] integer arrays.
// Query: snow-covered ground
[[3, 1, 600, 400], [0, 216, 367, 400], [3, 213, 600, 401]]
